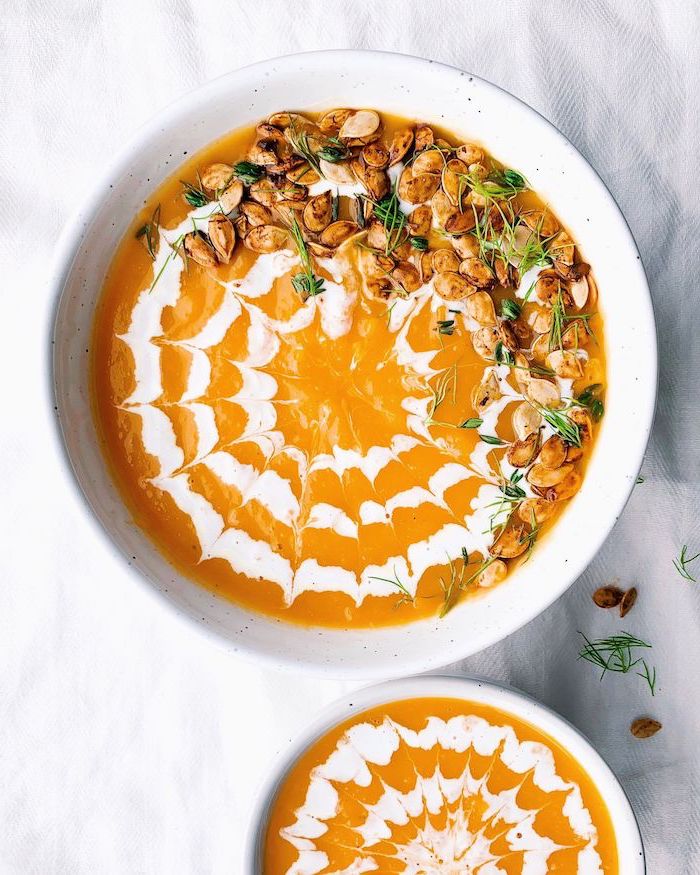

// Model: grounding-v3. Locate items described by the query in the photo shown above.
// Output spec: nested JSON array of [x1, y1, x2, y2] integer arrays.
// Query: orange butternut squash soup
[[92, 108, 605, 627], [262, 697, 618, 874]]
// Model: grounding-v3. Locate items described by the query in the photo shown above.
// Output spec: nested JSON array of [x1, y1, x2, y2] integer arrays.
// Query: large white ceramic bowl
[[243, 675, 645, 872], [49, 50, 656, 678]]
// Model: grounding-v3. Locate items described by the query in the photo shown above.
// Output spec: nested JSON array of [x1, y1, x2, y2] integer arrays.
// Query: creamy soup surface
[[92, 108, 605, 627], [263, 697, 618, 874]]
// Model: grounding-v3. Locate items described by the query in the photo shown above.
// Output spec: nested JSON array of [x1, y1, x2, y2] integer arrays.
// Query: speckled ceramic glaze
[[243, 675, 645, 873], [49, 51, 657, 677]]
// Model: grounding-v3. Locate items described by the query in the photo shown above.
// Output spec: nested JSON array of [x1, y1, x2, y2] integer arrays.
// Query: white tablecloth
[[2, 1, 699, 872]]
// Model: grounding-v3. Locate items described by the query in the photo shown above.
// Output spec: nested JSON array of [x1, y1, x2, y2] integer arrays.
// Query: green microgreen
[[577, 383, 605, 421], [461, 167, 529, 201], [233, 161, 264, 185], [501, 469, 526, 500], [410, 235, 429, 251], [500, 298, 521, 321], [436, 318, 456, 336], [494, 341, 515, 366], [181, 178, 209, 208], [459, 418, 483, 429], [480, 434, 506, 446], [578, 631, 656, 696]]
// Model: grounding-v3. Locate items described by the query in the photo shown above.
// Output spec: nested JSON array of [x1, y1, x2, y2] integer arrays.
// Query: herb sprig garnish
[[181, 177, 209, 208], [673, 544, 700, 582], [148, 234, 185, 295], [368, 567, 415, 607], [436, 318, 456, 336], [287, 121, 349, 176], [233, 161, 264, 185], [289, 217, 325, 299], [461, 167, 528, 201], [135, 204, 161, 259], [577, 383, 605, 421], [500, 298, 521, 321], [440, 549, 495, 618], [369, 187, 410, 256], [425, 365, 457, 425], [578, 631, 657, 696], [534, 404, 582, 447]]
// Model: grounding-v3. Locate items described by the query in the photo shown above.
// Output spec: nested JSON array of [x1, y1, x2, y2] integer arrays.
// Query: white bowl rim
[[242, 673, 645, 872], [47, 49, 658, 678]]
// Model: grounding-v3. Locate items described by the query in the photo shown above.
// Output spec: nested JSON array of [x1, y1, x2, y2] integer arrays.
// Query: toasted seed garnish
[[547, 349, 584, 379], [183, 232, 218, 267], [455, 143, 484, 164], [630, 717, 662, 739], [451, 234, 480, 260], [412, 149, 444, 175], [444, 210, 477, 234], [339, 109, 381, 140], [489, 522, 530, 559], [442, 158, 469, 205], [620, 587, 638, 617], [414, 124, 434, 151], [408, 204, 432, 236], [538, 435, 568, 469], [399, 168, 441, 204], [319, 220, 358, 248], [592, 585, 624, 608], [478, 559, 507, 588], [432, 248, 461, 273], [434, 271, 474, 301], [207, 214, 236, 263], [541, 470, 581, 501], [471, 325, 501, 360], [249, 179, 278, 206], [464, 290, 497, 326], [570, 275, 590, 309], [388, 127, 414, 165], [521, 209, 559, 238], [240, 201, 272, 227], [472, 371, 501, 414], [303, 191, 333, 233], [512, 401, 542, 440], [525, 378, 561, 408], [419, 250, 434, 283], [218, 178, 244, 213], [318, 108, 353, 134], [507, 431, 540, 467], [200, 163, 234, 192], [518, 497, 556, 525], [497, 319, 519, 353], [362, 141, 389, 168], [459, 257, 495, 289], [392, 261, 421, 293], [244, 224, 289, 253], [527, 463, 573, 489]]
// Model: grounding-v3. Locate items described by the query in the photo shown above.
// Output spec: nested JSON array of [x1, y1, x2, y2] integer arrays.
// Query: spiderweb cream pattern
[[118, 206, 538, 606], [277, 713, 605, 874]]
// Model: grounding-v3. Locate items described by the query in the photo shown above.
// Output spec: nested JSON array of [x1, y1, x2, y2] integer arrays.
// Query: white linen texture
[[1, 0, 699, 872]]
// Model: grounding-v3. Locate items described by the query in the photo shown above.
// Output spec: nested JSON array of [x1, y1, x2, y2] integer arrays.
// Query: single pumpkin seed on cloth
[[630, 717, 662, 739], [619, 587, 638, 617], [592, 586, 624, 608]]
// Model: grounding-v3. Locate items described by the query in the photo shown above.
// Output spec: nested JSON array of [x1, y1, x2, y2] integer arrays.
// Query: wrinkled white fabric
[[1, 1, 699, 872]]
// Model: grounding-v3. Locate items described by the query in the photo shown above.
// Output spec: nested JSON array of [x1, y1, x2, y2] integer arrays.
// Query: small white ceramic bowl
[[243, 675, 645, 873], [49, 51, 656, 678]]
